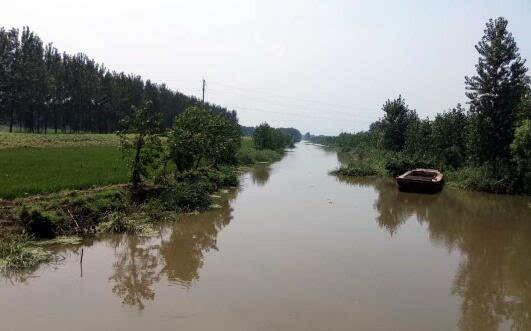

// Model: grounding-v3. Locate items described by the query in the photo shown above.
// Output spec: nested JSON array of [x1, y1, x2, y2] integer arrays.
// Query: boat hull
[[396, 169, 444, 193], [396, 177, 444, 193]]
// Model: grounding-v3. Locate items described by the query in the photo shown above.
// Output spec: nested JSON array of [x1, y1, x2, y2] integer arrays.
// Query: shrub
[[384, 154, 435, 177], [19, 209, 60, 238], [160, 181, 212, 212], [332, 163, 378, 177]]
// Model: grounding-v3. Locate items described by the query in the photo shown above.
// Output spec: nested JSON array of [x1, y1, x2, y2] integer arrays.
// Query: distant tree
[[118, 100, 163, 189], [253, 122, 291, 150], [240, 125, 255, 136], [380, 95, 418, 151], [0, 25, 239, 134], [278, 127, 302, 143], [253, 123, 274, 150], [465, 17, 530, 168]]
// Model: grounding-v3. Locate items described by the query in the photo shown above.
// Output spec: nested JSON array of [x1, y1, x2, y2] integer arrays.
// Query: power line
[[207, 87, 378, 120], [208, 80, 376, 113]]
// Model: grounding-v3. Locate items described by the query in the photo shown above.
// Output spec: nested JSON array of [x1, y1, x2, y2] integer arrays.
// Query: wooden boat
[[396, 169, 444, 193]]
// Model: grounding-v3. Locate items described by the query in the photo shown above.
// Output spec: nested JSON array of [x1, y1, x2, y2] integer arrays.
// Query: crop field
[[0, 146, 128, 199], [0, 132, 120, 149], [0, 133, 127, 199]]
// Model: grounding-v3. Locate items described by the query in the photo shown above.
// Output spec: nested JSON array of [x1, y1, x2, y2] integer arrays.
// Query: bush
[[160, 181, 212, 212], [332, 163, 378, 177], [384, 154, 435, 177], [19, 209, 60, 238], [446, 167, 515, 194]]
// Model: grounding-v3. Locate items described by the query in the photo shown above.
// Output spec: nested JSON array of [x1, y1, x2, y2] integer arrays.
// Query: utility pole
[[202, 78, 206, 105]]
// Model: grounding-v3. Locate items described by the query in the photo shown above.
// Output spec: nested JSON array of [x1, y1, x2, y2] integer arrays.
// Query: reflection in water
[[250, 165, 271, 186], [107, 188, 239, 309], [108, 235, 161, 310], [338, 176, 531, 331], [159, 190, 236, 287]]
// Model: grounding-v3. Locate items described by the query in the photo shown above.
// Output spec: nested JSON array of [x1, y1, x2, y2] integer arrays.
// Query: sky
[[3, 0, 531, 135]]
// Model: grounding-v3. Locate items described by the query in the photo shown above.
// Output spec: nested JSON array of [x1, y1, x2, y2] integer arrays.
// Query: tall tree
[[465, 17, 529, 168], [0, 28, 19, 132]]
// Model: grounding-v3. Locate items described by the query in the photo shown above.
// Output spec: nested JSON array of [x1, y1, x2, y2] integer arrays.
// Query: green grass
[[0, 134, 283, 199], [0, 132, 120, 149], [331, 163, 378, 177], [0, 234, 53, 271], [0, 146, 128, 199], [237, 138, 284, 164]]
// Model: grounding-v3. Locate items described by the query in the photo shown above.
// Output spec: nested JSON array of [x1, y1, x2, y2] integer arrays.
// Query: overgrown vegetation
[[313, 17, 530, 195], [0, 104, 293, 270], [0, 233, 52, 271]]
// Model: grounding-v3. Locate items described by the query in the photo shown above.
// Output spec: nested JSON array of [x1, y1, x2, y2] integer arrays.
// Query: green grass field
[[0, 146, 128, 199], [0, 132, 120, 149], [0, 133, 283, 199]]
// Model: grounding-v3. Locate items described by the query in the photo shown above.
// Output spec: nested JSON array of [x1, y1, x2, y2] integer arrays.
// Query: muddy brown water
[[1, 142, 530, 331]]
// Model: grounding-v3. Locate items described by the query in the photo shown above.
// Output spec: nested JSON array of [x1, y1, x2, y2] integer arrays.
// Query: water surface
[[1, 143, 530, 330]]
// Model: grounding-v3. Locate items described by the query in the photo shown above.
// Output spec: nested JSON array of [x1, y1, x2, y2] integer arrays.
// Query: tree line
[[252, 123, 300, 150], [0, 26, 237, 133], [310, 18, 531, 194]]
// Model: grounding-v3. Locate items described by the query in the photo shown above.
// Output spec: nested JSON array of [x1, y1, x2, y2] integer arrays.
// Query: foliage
[[312, 18, 531, 194], [510, 119, 531, 192], [380, 95, 418, 152], [384, 153, 436, 177], [431, 104, 468, 168], [332, 163, 378, 177], [17, 188, 126, 237], [0, 234, 52, 271], [118, 100, 164, 189], [168, 106, 241, 172], [465, 17, 530, 167], [253, 122, 292, 150], [0, 26, 237, 134], [236, 138, 284, 164]]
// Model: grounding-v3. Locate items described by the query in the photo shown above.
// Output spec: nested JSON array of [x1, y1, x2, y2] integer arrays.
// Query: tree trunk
[[9, 108, 14, 133]]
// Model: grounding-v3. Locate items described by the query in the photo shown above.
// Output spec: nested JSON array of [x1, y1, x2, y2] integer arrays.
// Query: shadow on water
[[337, 176, 531, 331]]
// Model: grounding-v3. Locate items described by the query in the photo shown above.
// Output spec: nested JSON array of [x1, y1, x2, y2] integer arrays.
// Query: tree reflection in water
[[338, 176, 531, 331], [159, 189, 236, 287], [108, 235, 161, 310], [250, 165, 271, 186], [107, 188, 239, 310]]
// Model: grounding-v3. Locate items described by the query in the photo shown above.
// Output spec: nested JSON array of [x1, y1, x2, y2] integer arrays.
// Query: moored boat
[[396, 169, 444, 193]]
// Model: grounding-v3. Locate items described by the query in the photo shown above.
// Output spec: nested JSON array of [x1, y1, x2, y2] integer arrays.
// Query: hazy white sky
[[3, 0, 530, 135]]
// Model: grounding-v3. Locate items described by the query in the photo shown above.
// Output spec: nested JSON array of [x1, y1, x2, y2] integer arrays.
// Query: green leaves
[[169, 106, 241, 173]]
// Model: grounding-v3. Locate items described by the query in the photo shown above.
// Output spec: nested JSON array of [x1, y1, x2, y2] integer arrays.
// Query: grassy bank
[[0, 132, 288, 271], [236, 138, 285, 164], [330, 148, 524, 194], [0, 146, 129, 199], [0, 134, 284, 200], [0, 165, 239, 271]]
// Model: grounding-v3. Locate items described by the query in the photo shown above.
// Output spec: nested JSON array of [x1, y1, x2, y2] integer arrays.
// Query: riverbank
[[329, 146, 528, 194], [0, 133, 288, 271], [2, 142, 530, 331]]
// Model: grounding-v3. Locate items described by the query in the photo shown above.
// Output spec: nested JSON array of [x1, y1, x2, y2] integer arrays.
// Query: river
[[1, 142, 530, 331]]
